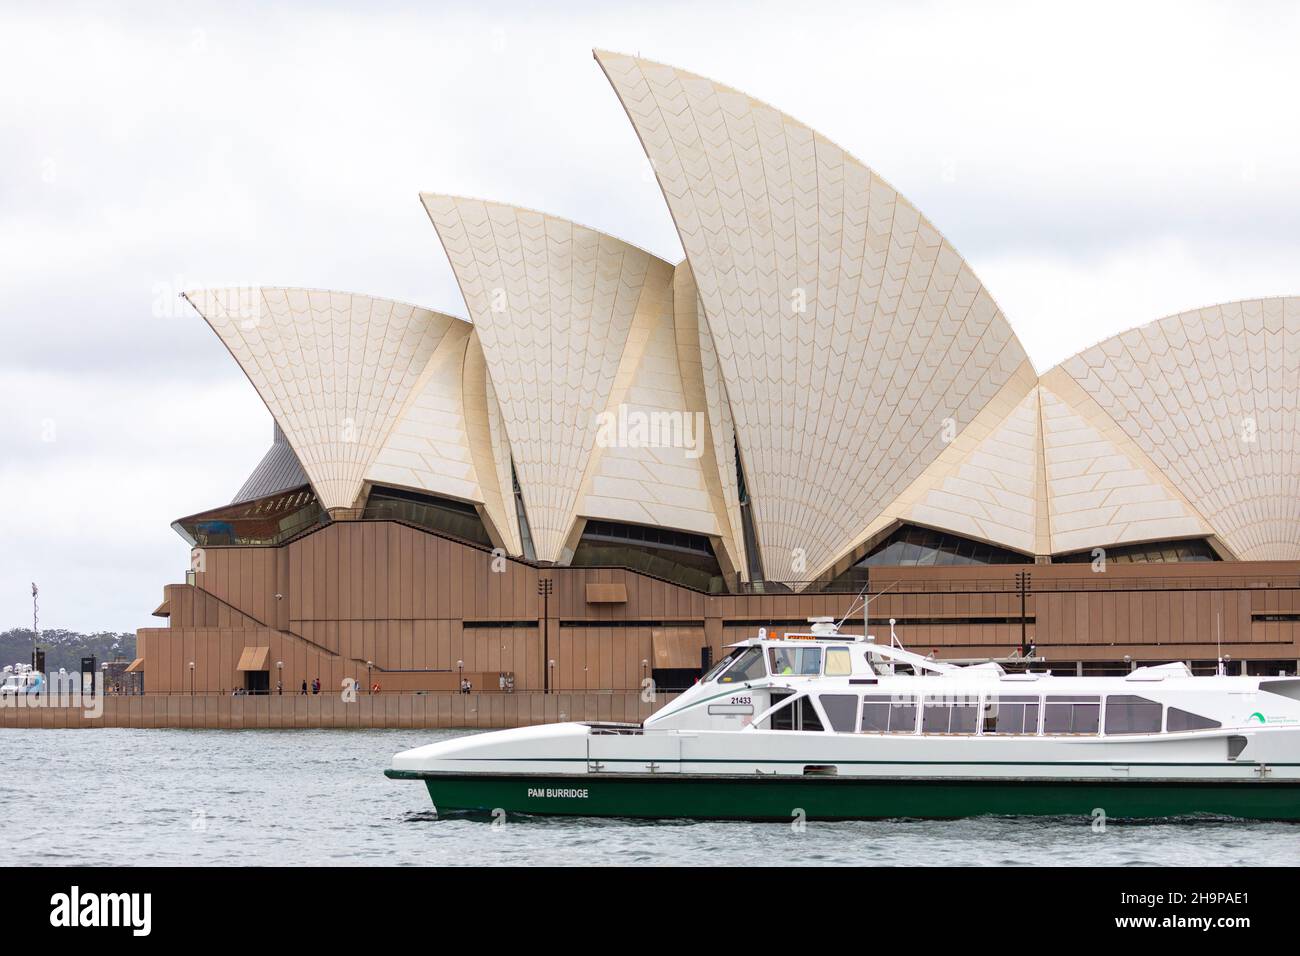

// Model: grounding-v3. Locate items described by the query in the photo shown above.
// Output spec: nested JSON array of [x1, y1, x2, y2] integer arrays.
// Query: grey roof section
[[232, 422, 311, 505]]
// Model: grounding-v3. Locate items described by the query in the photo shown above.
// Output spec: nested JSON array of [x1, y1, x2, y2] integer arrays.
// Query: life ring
[[371, 682, 381, 693]]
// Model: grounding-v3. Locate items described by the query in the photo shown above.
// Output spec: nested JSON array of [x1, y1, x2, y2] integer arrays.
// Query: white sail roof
[[595, 50, 1030, 582]]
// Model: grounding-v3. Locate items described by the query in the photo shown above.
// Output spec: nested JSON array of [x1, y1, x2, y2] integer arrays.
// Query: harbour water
[[6, 728, 1298, 866]]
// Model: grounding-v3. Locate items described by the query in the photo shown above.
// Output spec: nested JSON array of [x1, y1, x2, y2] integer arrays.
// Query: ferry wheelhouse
[[387, 619, 1300, 820]]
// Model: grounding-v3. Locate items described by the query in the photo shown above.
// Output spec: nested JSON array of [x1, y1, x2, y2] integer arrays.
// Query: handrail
[[182, 583, 433, 672], [180, 583, 347, 660]]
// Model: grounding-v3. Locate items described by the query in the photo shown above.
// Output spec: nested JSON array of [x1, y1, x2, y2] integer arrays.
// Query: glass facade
[[861, 524, 1029, 566], [172, 486, 324, 547], [511, 463, 537, 561], [362, 486, 493, 548], [571, 519, 726, 593], [828, 524, 1028, 585], [734, 438, 766, 583], [1054, 539, 1219, 563]]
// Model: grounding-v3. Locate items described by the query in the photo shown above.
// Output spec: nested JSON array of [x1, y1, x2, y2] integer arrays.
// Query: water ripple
[[4, 728, 1298, 866]]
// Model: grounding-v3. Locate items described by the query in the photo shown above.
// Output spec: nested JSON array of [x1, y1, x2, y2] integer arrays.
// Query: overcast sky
[[2, 0, 1298, 633]]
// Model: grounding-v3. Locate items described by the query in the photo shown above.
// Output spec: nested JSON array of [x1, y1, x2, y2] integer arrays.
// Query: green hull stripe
[[409, 756, 1300, 768], [390, 772, 1300, 821]]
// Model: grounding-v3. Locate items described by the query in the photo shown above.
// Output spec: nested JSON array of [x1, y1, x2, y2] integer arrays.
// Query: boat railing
[[586, 722, 645, 735]]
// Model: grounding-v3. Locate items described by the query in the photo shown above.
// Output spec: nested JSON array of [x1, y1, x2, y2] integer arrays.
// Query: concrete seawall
[[0, 691, 676, 730]]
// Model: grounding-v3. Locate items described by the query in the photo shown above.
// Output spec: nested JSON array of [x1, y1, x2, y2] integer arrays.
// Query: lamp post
[[30, 582, 40, 674], [188, 661, 195, 697], [548, 658, 556, 694], [457, 659, 464, 692], [1014, 570, 1031, 655], [276, 660, 284, 695], [537, 578, 553, 694], [366, 660, 373, 694], [641, 659, 648, 684]]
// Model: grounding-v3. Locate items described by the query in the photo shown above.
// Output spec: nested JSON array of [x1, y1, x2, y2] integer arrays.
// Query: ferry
[[386, 618, 1300, 820]]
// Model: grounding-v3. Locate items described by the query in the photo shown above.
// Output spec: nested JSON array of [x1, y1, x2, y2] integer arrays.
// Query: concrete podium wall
[[0, 691, 675, 730]]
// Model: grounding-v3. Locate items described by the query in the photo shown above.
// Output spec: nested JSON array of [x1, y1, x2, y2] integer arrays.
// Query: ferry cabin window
[[1166, 707, 1222, 732], [824, 647, 852, 677], [984, 696, 1040, 734], [860, 695, 918, 733], [1104, 695, 1163, 735], [719, 647, 767, 683], [702, 648, 744, 683], [1043, 696, 1101, 734], [799, 698, 824, 731], [769, 698, 795, 730], [769, 696, 824, 732], [819, 694, 859, 733], [768, 646, 822, 676], [921, 697, 980, 734]]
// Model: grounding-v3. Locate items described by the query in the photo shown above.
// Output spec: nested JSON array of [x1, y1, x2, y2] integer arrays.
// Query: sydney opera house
[[136, 51, 1300, 701]]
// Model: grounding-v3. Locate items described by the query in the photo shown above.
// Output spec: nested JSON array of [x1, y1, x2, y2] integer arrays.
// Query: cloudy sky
[[2, 0, 1298, 633]]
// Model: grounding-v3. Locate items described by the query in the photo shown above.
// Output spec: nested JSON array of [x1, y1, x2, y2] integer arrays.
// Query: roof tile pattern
[[423, 196, 669, 562], [1037, 377, 1211, 555], [367, 321, 482, 503], [573, 257, 730, 544], [462, 333, 523, 555], [192, 55, 1300, 575], [187, 288, 456, 511], [1058, 297, 1300, 559], [596, 51, 1029, 581], [673, 261, 745, 573], [903, 384, 1041, 554]]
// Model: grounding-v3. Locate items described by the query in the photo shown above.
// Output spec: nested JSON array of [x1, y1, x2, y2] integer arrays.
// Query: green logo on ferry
[[1249, 712, 1267, 724]]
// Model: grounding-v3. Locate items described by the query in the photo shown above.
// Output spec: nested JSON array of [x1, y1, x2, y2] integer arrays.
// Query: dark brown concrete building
[[138, 515, 1300, 697]]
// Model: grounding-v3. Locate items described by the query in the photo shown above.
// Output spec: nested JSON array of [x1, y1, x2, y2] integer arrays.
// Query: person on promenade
[[300, 679, 308, 695]]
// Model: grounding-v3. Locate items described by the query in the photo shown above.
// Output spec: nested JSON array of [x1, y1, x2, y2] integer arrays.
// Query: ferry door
[[588, 732, 682, 774]]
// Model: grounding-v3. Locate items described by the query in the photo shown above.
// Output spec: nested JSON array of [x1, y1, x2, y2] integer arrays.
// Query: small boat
[[386, 618, 1300, 820]]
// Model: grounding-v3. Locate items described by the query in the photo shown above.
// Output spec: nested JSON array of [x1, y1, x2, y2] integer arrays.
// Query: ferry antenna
[[836, 577, 901, 635]]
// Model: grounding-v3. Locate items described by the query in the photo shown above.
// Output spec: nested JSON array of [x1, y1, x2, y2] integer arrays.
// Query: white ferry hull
[[387, 722, 1300, 820], [388, 623, 1300, 821]]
